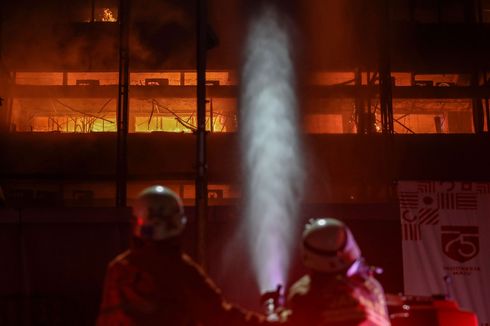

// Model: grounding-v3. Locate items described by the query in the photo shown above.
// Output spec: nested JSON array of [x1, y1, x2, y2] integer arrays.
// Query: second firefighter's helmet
[[301, 218, 361, 273], [133, 185, 186, 240]]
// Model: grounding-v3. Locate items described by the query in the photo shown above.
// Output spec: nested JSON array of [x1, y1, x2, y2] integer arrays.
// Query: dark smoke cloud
[[1, 0, 197, 70]]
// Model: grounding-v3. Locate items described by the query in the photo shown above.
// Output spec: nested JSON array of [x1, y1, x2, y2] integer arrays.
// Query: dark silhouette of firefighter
[[97, 185, 266, 326], [285, 218, 391, 326]]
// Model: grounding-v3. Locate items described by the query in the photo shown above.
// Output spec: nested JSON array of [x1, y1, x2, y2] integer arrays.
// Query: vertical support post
[[355, 68, 365, 134], [3, 96, 13, 132], [62, 72, 68, 86], [19, 214, 32, 326], [464, 0, 477, 23], [180, 71, 185, 86], [485, 98, 490, 132], [477, 0, 483, 23], [471, 71, 484, 133], [378, 0, 394, 134], [484, 72, 490, 132], [91, 0, 96, 22], [0, 7, 13, 133], [366, 71, 374, 134], [436, 0, 442, 22], [195, 0, 208, 266], [409, 0, 415, 22], [209, 98, 214, 132], [116, 0, 130, 207], [0, 7, 5, 131]]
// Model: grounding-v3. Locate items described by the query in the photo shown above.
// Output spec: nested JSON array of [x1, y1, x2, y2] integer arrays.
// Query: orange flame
[[102, 8, 116, 22]]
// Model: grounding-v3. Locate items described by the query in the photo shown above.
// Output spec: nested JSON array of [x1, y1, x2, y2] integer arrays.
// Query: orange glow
[[15, 72, 64, 85], [15, 71, 234, 86], [134, 114, 227, 133], [102, 8, 117, 22], [31, 115, 116, 133], [310, 72, 355, 85], [182, 72, 234, 86], [304, 114, 344, 133], [10, 71, 476, 135]]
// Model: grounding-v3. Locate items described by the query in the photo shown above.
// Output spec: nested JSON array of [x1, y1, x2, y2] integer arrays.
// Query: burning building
[[1, 0, 489, 207]]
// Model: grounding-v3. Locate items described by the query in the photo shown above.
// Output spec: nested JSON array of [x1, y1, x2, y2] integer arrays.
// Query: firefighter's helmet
[[133, 185, 186, 240], [301, 218, 361, 273]]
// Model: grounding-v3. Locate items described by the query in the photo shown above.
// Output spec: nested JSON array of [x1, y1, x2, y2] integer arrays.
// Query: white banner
[[398, 181, 490, 326]]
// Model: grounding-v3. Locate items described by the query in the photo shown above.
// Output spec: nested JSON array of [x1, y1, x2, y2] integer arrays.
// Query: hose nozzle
[[260, 284, 283, 320]]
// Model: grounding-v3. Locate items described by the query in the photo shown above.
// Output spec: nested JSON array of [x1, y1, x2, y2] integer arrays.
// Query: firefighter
[[285, 218, 391, 326], [97, 185, 266, 326]]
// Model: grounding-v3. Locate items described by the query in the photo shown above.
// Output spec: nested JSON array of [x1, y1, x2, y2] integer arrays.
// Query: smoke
[[1, 0, 195, 70], [240, 4, 304, 293]]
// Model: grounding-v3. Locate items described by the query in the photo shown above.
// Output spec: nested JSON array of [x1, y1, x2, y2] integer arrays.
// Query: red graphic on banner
[[461, 182, 473, 191], [417, 182, 436, 193], [438, 181, 456, 192], [421, 195, 436, 207], [438, 193, 456, 209], [418, 208, 439, 225], [455, 193, 478, 210], [399, 192, 418, 209], [403, 223, 420, 241], [441, 226, 479, 263], [475, 183, 490, 193], [401, 209, 417, 223], [401, 208, 439, 241], [402, 192, 478, 211], [435, 192, 478, 210]]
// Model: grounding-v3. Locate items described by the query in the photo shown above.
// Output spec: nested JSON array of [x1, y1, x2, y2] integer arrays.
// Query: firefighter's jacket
[[285, 268, 391, 326], [97, 242, 264, 326]]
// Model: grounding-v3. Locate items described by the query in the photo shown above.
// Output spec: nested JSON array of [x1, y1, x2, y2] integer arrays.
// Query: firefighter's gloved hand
[[260, 285, 282, 307]]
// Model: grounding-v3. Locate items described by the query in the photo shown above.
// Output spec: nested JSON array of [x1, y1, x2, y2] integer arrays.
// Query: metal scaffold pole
[[378, 0, 394, 134], [116, 0, 130, 207], [471, 71, 485, 133], [355, 68, 366, 134], [195, 0, 208, 266]]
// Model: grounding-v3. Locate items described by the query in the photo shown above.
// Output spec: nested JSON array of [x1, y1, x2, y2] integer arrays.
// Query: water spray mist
[[240, 4, 304, 294]]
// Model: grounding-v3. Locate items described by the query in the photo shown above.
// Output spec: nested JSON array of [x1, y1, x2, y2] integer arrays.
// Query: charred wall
[[1, 133, 490, 205]]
